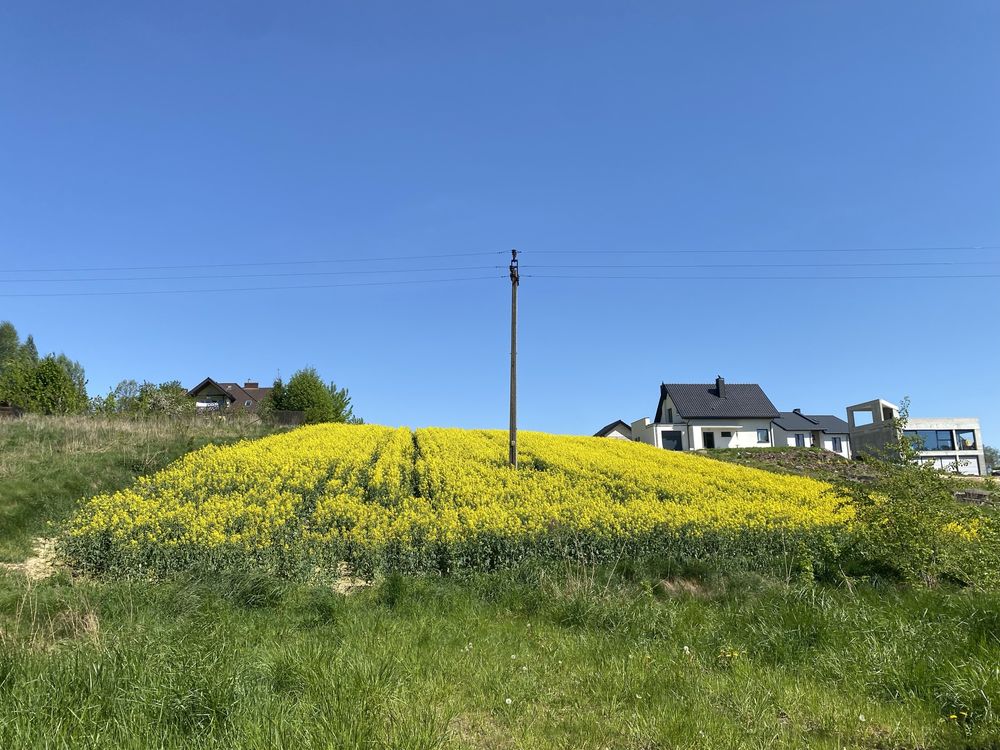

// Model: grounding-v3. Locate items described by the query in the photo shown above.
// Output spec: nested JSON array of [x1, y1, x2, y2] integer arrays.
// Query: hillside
[[66, 424, 847, 578], [2, 418, 1000, 747]]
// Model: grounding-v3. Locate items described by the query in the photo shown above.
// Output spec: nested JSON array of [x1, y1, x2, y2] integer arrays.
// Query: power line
[[0, 275, 505, 298], [526, 273, 1000, 281], [0, 265, 503, 284], [529, 244, 1000, 255], [526, 259, 1000, 270], [5, 250, 506, 274]]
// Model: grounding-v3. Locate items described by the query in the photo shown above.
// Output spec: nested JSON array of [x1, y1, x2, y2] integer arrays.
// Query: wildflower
[[505, 698, 513, 706]]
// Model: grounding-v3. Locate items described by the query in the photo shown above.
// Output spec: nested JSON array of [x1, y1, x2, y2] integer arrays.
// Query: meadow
[[2, 417, 999, 748]]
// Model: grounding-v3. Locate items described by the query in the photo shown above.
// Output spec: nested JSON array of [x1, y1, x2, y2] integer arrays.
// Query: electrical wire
[[526, 260, 1000, 270], [525, 273, 1000, 281], [0, 275, 506, 298], [0, 265, 503, 283], [5, 250, 507, 274], [528, 245, 1000, 255]]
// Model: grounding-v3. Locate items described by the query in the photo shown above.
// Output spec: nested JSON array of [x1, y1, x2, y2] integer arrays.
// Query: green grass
[[1, 416, 998, 748], [0, 415, 276, 561], [2, 567, 999, 748]]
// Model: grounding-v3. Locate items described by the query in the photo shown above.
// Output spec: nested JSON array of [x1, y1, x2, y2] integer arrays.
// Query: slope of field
[[66, 424, 849, 577], [3, 418, 1000, 747]]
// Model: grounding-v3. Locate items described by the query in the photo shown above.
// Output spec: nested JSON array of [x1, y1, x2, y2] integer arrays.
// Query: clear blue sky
[[2, 2, 998, 442]]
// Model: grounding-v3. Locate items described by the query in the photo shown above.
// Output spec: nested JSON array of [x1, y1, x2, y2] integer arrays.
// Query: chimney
[[244, 381, 259, 389], [716, 375, 726, 398], [793, 408, 802, 414]]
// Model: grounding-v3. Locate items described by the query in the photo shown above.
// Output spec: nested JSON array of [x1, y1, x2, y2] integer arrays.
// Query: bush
[[0, 356, 88, 414], [266, 368, 358, 424]]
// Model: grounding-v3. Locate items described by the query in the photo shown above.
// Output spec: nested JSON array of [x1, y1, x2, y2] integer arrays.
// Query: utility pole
[[508, 248, 519, 468]]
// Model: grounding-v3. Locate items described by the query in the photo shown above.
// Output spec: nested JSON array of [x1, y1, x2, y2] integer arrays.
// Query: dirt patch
[[0, 537, 59, 581], [449, 712, 512, 750], [332, 562, 371, 595]]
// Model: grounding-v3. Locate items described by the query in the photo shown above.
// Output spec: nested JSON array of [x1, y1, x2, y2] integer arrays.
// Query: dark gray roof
[[774, 411, 850, 434], [807, 414, 850, 434], [774, 411, 820, 431], [657, 382, 779, 420], [594, 420, 632, 438]]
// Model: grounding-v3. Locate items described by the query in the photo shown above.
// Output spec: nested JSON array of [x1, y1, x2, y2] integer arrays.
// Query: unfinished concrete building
[[847, 398, 985, 476]]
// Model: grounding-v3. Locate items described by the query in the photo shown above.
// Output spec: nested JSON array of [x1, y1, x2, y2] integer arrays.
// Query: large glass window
[[831, 436, 842, 453], [757, 429, 769, 444], [904, 430, 955, 451], [956, 430, 977, 450], [794, 433, 805, 447]]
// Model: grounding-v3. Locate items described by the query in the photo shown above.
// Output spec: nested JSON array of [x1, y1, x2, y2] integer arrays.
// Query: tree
[[0, 322, 19, 369], [0, 356, 88, 414], [91, 379, 194, 417], [20, 335, 38, 364], [327, 381, 361, 424], [985, 445, 999, 473], [265, 368, 360, 424]]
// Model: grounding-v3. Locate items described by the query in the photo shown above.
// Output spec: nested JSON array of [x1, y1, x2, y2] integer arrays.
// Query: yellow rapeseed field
[[66, 424, 851, 576]]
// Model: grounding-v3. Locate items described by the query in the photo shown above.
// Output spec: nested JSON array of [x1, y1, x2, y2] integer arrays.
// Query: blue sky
[[1, 2, 998, 442]]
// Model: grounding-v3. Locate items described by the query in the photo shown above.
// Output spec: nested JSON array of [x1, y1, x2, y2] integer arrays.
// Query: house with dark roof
[[593, 420, 632, 440], [772, 409, 852, 458], [187, 378, 273, 412], [628, 376, 780, 451]]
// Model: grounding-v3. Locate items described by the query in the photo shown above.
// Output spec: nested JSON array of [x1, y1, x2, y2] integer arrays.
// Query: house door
[[660, 430, 683, 451], [703, 431, 715, 449]]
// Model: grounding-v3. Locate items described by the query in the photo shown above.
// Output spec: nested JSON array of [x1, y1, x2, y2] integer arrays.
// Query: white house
[[626, 377, 780, 451], [772, 409, 852, 459], [593, 420, 632, 440]]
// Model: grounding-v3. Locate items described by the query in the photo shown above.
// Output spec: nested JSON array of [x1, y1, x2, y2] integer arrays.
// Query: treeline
[[0, 322, 88, 414], [0, 320, 359, 424]]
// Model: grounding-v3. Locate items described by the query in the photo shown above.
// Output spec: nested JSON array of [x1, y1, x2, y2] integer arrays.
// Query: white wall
[[773, 426, 813, 449], [819, 433, 851, 459], [689, 419, 773, 450]]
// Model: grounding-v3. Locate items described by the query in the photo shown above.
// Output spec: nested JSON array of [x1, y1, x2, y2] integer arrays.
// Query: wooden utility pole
[[508, 248, 519, 468]]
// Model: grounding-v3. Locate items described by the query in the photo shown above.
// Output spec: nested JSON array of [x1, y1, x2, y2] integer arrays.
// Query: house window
[[703, 431, 716, 449], [904, 430, 955, 452], [831, 436, 842, 453], [956, 430, 977, 450], [794, 433, 805, 447], [720, 431, 733, 438], [244, 400, 252, 407], [757, 429, 769, 444], [667, 408, 673, 423]]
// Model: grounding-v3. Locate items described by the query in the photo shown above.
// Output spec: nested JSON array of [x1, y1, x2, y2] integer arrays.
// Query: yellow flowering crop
[[66, 424, 852, 577]]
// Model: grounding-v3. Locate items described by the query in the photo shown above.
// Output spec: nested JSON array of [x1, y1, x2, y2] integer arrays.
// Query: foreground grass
[[2, 566, 999, 749], [0, 415, 276, 561]]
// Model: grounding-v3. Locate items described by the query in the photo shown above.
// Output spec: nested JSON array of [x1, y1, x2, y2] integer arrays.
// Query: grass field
[[2, 417, 999, 748]]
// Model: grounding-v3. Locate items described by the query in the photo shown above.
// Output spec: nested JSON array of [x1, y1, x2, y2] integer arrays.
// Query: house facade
[[847, 398, 985, 475], [772, 410, 852, 459], [187, 378, 273, 413], [627, 377, 780, 451], [594, 420, 632, 440]]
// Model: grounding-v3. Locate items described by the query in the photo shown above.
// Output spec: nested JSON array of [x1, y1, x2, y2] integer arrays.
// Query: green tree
[[278, 368, 336, 423], [92, 379, 194, 417], [20, 335, 39, 364], [0, 356, 88, 414], [327, 381, 361, 423], [0, 322, 20, 370], [265, 368, 360, 424], [985, 445, 999, 472]]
